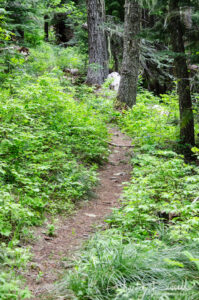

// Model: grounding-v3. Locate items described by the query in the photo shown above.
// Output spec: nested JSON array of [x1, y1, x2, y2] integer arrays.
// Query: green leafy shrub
[[119, 90, 179, 150], [25, 43, 57, 75], [74, 83, 116, 123], [56, 46, 86, 71], [25, 44, 87, 77], [108, 151, 199, 242], [0, 48, 109, 241]]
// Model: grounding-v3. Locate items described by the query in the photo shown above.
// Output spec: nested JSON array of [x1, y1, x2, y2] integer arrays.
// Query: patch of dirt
[[25, 127, 132, 299]]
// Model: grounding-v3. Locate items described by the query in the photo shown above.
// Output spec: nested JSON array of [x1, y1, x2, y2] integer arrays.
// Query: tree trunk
[[18, 28, 24, 40], [110, 33, 123, 72], [168, 0, 195, 150], [53, 13, 74, 46], [117, 0, 141, 107], [44, 15, 49, 41], [86, 0, 108, 85]]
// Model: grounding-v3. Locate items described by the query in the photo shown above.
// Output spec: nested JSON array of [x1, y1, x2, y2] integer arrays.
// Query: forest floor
[[25, 127, 133, 299]]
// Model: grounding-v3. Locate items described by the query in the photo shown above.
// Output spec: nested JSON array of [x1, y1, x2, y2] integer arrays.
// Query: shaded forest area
[[0, 0, 199, 299]]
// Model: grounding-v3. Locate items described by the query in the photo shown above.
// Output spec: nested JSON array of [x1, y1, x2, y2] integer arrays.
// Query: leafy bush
[[0, 71, 109, 239], [119, 90, 179, 150], [56, 46, 86, 71], [25, 44, 87, 76], [74, 83, 116, 122], [108, 151, 199, 242]]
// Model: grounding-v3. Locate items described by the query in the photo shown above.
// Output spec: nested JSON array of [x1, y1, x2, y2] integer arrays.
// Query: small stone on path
[[84, 213, 97, 218]]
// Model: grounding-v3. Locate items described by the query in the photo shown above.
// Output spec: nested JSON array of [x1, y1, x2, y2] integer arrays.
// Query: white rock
[[107, 72, 121, 91], [151, 105, 169, 116], [64, 68, 79, 75], [84, 213, 97, 218]]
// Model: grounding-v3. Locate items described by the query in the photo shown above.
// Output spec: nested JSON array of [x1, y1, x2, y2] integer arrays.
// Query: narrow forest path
[[26, 127, 132, 299]]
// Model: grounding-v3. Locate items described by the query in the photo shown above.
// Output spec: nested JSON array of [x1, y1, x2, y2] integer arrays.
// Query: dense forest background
[[0, 0, 199, 299]]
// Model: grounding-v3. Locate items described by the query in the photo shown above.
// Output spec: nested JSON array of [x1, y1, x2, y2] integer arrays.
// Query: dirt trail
[[26, 127, 132, 299]]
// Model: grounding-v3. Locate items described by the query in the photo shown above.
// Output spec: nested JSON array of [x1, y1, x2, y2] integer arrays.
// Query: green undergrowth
[[0, 43, 111, 298], [0, 243, 31, 300], [119, 90, 180, 150], [60, 236, 199, 300], [63, 89, 199, 299]]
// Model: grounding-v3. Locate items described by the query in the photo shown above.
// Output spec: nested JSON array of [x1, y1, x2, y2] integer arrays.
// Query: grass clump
[[60, 235, 199, 300]]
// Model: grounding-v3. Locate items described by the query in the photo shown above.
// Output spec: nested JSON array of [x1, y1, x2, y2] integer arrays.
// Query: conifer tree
[[138, 0, 198, 153], [86, 0, 108, 85], [168, 0, 195, 149], [117, 0, 141, 107], [4, 0, 40, 40]]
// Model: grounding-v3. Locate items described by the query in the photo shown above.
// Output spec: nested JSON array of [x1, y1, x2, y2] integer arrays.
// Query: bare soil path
[[26, 127, 132, 299]]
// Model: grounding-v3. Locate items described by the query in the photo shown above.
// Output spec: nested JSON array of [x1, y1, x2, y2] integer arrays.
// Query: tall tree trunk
[[168, 0, 195, 150], [86, 0, 108, 85], [117, 0, 141, 107], [110, 33, 123, 72], [53, 13, 74, 45], [18, 28, 24, 40], [44, 15, 49, 41]]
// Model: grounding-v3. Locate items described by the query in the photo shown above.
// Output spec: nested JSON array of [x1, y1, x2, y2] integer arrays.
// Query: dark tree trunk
[[168, 0, 195, 150], [117, 0, 141, 107], [53, 13, 74, 45], [18, 28, 24, 40], [86, 0, 108, 85], [44, 15, 49, 41], [112, 48, 119, 72], [110, 33, 123, 72]]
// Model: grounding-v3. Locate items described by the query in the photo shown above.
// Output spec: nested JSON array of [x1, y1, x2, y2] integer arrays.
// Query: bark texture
[[86, 0, 108, 85], [169, 0, 195, 148], [117, 0, 141, 107]]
